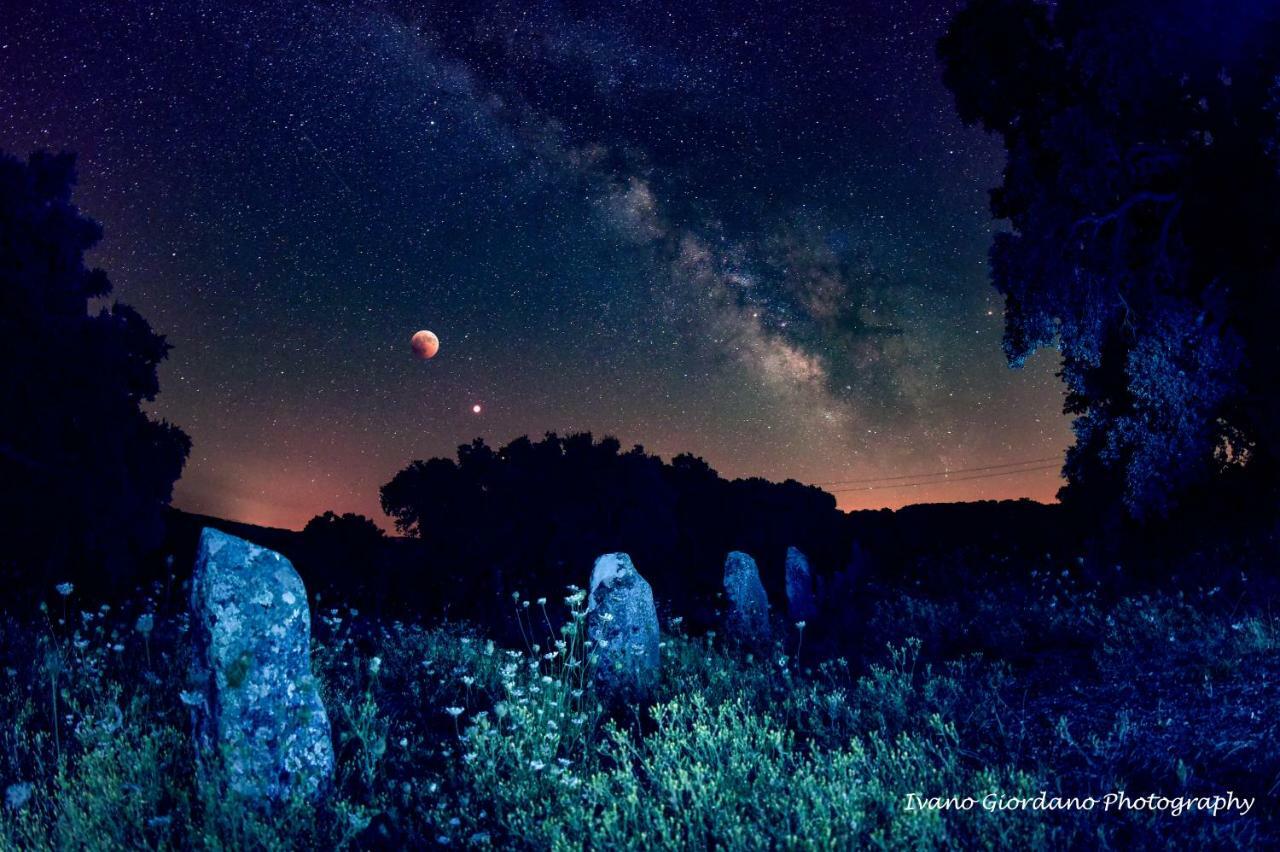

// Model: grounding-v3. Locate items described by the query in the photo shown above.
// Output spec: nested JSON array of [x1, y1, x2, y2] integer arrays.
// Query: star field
[[2, 0, 1071, 529]]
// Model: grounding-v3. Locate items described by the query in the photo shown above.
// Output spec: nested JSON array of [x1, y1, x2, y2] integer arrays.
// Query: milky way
[[2, 0, 1072, 528]]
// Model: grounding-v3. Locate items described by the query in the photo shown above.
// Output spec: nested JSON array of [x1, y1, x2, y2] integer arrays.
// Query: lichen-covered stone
[[587, 553, 660, 707], [785, 546, 818, 623], [189, 527, 334, 803], [723, 550, 771, 645]]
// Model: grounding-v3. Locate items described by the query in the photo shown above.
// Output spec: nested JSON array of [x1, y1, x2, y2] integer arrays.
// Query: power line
[[817, 456, 1061, 487], [825, 463, 1062, 493]]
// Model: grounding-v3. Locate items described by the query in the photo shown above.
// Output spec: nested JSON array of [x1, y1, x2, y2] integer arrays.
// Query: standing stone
[[587, 553, 660, 707], [846, 539, 873, 585], [723, 551, 771, 645], [189, 527, 334, 802], [785, 546, 818, 623]]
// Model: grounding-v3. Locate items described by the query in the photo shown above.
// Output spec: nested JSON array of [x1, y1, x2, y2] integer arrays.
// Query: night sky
[[2, 0, 1071, 530]]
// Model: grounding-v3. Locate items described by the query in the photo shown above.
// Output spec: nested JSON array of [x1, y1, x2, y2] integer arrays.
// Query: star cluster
[[2, 0, 1071, 528]]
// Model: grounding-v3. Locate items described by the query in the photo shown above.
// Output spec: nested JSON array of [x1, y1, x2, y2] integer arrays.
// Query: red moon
[[411, 330, 440, 359]]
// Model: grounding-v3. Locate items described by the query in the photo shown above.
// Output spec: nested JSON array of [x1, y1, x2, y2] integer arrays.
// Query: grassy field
[[1, 574, 1277, 849]]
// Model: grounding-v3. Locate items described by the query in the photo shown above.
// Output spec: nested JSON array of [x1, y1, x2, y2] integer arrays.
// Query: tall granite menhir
[[723, 550, 771, 645], [189, 527, 334, 802], [587, 552, 660, 708], [785, 546, 818, 623]]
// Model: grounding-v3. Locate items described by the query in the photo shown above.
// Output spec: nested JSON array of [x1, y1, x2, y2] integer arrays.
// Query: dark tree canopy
[[380, 432, 844, 627], [941, 0, 1280, 518], [303, 511, 386, 548], [299, 511, 388, 605], [0, 151, 190, 583]]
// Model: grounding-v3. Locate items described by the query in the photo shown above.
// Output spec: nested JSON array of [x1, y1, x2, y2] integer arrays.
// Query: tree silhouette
[[940, 0, 1280, 518], [300, 510, 387, 605], [0, 151, 190, 583], [303, 511, 385, 556], [381, 433, 842, 626]]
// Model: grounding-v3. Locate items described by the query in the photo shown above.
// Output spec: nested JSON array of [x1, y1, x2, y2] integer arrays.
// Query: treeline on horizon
[[166, 432, 1074, 641], [310, 432, 848, 631], [256, 429, 1269, 644]]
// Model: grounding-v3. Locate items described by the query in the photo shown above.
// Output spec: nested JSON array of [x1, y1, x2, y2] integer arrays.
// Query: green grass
[[0, 582, 1275, 849]]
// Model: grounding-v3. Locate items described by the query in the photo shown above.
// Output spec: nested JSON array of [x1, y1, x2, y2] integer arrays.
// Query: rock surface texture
[[587, 552, 660, 707], [785, 546, 818, 623], [723, 550, 772, 644], [189, 527, 334, 802]]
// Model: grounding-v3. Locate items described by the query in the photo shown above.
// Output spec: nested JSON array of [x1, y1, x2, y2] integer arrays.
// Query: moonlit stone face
[[587, 552, 660, 708], [189, 527, 334, 803]]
